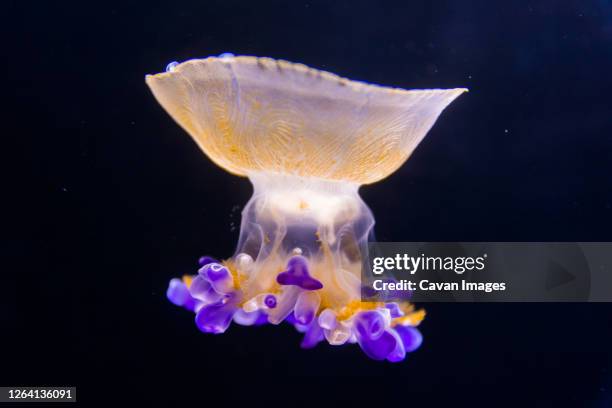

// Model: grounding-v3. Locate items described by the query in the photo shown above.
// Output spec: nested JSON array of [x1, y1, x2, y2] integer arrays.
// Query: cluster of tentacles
[[167, 255, 424, 362]]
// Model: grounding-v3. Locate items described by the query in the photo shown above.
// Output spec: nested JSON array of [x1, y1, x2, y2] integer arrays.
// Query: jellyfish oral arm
[[237, 171, 367, 309], [167, 171, 426, 361]]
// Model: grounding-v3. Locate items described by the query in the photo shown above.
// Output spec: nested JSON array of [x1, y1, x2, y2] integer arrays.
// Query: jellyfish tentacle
[[276, 256, 324, 290], [294, 291, 321, 325]]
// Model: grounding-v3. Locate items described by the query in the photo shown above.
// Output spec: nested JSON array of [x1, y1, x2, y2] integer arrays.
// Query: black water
[[8, 0, 612, 406]]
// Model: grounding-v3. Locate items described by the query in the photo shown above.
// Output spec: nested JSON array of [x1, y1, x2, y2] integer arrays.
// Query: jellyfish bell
[[146, 55, 466, 184], [148, 55, 466, 361]]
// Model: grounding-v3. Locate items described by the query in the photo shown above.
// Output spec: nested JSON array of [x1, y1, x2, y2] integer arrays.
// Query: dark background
[[6, 0, 612, 406]]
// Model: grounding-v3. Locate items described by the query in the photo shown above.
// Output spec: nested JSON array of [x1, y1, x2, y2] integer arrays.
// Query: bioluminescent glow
[[146, 55, 466, 361]]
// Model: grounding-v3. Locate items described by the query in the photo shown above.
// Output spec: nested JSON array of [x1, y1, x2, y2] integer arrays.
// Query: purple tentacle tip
[[195, 301, 236, 334], [276, 256, 323, 290], [354, 311, 386, 340], [284, 312, 298, 325], [167, 278, 194, 308], [254, 312, 269, 326], [203, 263, 229, 282], [357, 330, 398, 361], [386, 330, 407, 362], [300, 320, 324, 349], [385, 302, 403, 318], [198, 256, 217, 267], [200, 263, 234, 294], [167, 278, 188, 305], [395, 325, 423, 353], [264, 294, 277, 309]]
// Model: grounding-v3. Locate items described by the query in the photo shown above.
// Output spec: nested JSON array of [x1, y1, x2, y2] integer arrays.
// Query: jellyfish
[[146, 55, 466, 362]]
